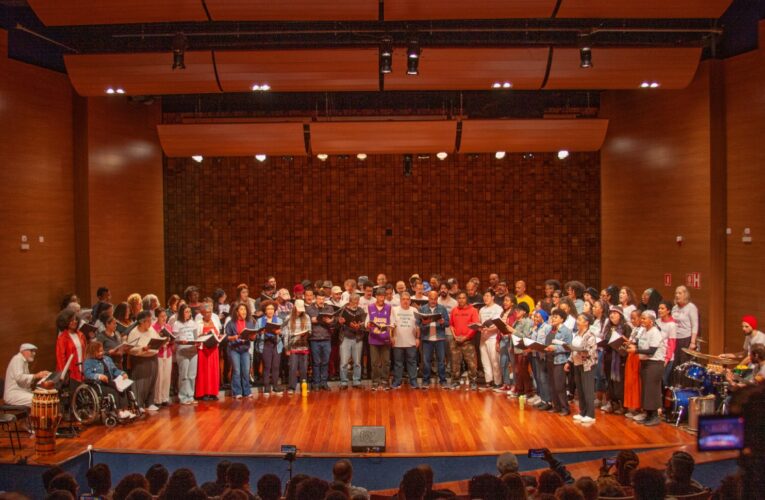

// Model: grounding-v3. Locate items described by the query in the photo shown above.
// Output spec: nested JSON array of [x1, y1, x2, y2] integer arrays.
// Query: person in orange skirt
[[623, 309, 643, 419], [195, 302, 224, 401]]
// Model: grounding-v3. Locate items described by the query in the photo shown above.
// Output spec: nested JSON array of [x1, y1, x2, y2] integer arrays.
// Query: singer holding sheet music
[[478, 292, 503, 390], [152, 308, 174, 407], [224, 303, 257, 399], [255, 301, 284, 395], [127, 311, 163, 411], [55, 308, 87, 389], [306, 292, 335, 391], [195, 303, 224, 401], [544, 309, 573, 416], [509, 303, 533, 398], [417, 291, 450, 388], [83, 341, 135, 419], [283, 299, 312, 393], [173, 304, 199, 405], [367, 287, 393, 390], [96, 315, 124, 370], [338, 294, 367, 389], [626, 310, 667, 426], [569, 313, 598, 423]]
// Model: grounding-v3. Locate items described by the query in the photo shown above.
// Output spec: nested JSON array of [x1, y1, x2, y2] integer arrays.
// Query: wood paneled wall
[[600, 64, 715, 348], [723, 22, 765, 353], [163, 153, 601, 300], [81, 98, 165, 304], [0, 31, 75, 369]]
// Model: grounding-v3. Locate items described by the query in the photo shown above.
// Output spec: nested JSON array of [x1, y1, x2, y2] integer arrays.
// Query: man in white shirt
[[391, 293, 420, 389], [3, 344, 50, 407], [330, 286, 348, 308], [479, 292, 503, 389]]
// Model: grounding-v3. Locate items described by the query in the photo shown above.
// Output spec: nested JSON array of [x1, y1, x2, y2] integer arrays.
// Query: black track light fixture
[[406, 40, 420, 75], [380, 37, 393, 74], [172, 33, 187, 70]]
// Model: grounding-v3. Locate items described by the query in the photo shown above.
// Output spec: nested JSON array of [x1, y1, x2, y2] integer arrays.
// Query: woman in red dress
[[195, 302, 224, 401]]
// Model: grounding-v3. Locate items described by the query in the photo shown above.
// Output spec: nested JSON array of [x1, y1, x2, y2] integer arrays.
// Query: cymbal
[[709, 356, 741, 366], [681, 348, 742, 365], [681, 348, 715, 360]]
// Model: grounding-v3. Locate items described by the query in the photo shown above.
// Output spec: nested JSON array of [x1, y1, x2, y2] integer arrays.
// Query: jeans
[[393, 346, 419, 386], [310, 340, 331, 387], [498, 338, 513, 386], [288, 354, 308, 390], [176, 350, 198, 403], [531, 356, 549, 402], [262, 342, 281, 389], [421, 340, 446, 384], [339, 337, 363, 386], [229, 349, 252, 397]]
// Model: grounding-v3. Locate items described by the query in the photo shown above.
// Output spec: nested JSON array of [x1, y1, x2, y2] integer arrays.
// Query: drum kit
[[664, 347, 743, 431]]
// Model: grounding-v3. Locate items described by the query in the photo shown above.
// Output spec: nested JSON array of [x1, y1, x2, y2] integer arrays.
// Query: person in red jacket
[[55, 308, 88, 389], [449, 292, 480, 390]]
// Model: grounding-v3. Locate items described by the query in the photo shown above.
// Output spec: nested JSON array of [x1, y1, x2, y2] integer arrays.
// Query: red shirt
[[450, 305, 479, 340], [56, 330, 87, 381]]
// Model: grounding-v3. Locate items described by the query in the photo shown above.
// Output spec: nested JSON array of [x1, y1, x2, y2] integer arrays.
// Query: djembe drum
[[31, 388, 61, 454]]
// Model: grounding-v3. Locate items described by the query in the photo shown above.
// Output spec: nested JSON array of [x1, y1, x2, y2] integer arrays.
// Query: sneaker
[[321, 385, 331, 391], [244, 393, 254, 399], [421, 383, 430, 389], [528, 395, 541, 405], [493, 385, 508, 393], [371, 385, 378, 391], [600, 402, 612, 412], [560, 409, 571, 416], [447, 383, 460, 390], [273, 386, 284, 394], [411, 383, 421, 389], [633, 412, 647, 422], [147, 404, 159, 411], [508, 392, 520, 398], [536, 402, 550, 410], [594, 398, 601, 407], [235, 395, 243, 400], [391, 384, 401, 390], [643, 416, 661, 426], [625, 411, 635, 419], [287, 389, 295, 395], [382, 385, 391, 391], [469, 383, 478, 391], [573, 414, 584, 421], [263, 389, 271, 397], [580, 416, 596, 424]]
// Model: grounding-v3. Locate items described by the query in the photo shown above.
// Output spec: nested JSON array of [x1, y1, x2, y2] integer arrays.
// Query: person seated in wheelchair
[[83, 341, 136, 420]]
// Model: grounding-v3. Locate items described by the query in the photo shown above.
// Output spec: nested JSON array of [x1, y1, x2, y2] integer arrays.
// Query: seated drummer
[[719, 315, 765, 366], [83, 341, 136, 419], [3, 343, 50, 408], [725, 344, 765, 390]]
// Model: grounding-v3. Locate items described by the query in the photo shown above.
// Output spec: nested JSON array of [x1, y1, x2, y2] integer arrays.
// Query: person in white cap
[[3, 343, 50, 407]]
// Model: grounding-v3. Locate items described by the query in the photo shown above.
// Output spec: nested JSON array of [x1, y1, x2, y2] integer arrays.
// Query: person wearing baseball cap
[[3, 343, 50, 407], [720, 315, 765, 365], [329, 286, 346, 308], [293, 284, 305, 302]]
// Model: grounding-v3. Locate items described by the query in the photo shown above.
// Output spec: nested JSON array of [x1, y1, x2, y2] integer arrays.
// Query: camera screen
[[697, 416, 745, 452]]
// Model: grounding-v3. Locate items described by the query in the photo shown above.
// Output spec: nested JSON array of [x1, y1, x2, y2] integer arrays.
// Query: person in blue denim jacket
[[83, 340, 135, 418], [544, 309, 573, 415]]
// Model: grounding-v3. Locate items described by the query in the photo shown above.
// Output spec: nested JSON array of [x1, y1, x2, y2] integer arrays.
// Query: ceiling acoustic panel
[[64, 51, 220, 97], [27, 0, 208, 26], [545, 47, 702, 90], [215, 49, 380, 92], [384, 0, 557, 20], [384, 47, 549, 90], [459, 119, 609, 153], [157, 123, 308, 157], [556, 0, 733, 18], [310, 121, 458, 154], [205, 0, 379, 21]]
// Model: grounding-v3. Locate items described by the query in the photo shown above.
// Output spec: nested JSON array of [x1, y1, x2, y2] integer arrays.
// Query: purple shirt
[[367, 302, 392, 346]]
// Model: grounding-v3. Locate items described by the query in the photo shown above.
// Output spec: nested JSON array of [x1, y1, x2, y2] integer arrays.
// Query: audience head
[[555, 485, 584, 500], [324, 491, 348, 500], [538, 470, 564, 495], [497, 452, 520, 475], [124, 489, 153, 500], [145, 464, 169, 495], [86, 463, 111, 496], [226, 463, 251, 491], [499, 472, 527, 500], [44, 492, 74, 500], [468, 473, 507, 500], [632, 467, 666, 500], [615, 450, 640, 486], [332, 459, 354, 484], [43, 466, 65, 492], [327, 481, 350, 497], [158, 468, 197, 499], [296, 477, 330, 500], [113, 473, 149, 500], [415, 464, 434, 493], [256, 474, 281, 500], [285, 474, 310, 500], [398, 468, 427, 500], [48, 474, 78, 498], [596, 477, 625, 498], [214, 460, 232, 485], [667, 451, 695, 484], [574, 477, 598, 500]]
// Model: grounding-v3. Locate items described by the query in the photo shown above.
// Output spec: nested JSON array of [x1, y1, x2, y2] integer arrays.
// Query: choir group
[[5, 273, 764, 428]]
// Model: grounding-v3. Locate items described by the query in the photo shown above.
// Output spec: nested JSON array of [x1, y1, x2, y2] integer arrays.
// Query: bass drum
[[663, 387, 703, 422]]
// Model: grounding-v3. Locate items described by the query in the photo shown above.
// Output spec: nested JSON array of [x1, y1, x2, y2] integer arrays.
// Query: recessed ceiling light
[[115, 88, 125, 94], [255, 154, 267, 162], [492, 82, 501, 89], [557, 150, 570, 160], [495, 151, 506, 160], [650, 82, 660, 88], [260, 84, 271, 91], [502, 82, 512, 88], [436, 152, 448, 160], [105, 88, 115, 94], [317, 153, 328, 161], [251, 84, 260, 91], [191, 155, 203, 163], [641, 82, 650, 88], [357, 153, 367, 160]]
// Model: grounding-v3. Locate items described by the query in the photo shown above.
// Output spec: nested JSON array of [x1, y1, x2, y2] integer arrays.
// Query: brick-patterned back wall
[[164, 152, 600, 300]]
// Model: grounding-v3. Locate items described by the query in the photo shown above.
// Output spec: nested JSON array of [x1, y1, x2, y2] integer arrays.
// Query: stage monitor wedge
[[351, 426, 386, 453]]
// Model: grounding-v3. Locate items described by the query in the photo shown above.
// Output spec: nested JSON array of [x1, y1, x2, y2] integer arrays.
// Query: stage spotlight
[[557, 150, 569, 160], [436, 152, 448, 160], [492, 82, 501, 89], [407, 41, 420, 75], [357, 153, 367, 160], [115, 88, 125, 94], [105, 88, 115, 94], [650, 82, 660, 88], [579, 46, 592, 69], [172, 33, 187, 70], [502, 82, 512, 88], [380, 38, 393, 74], [191, 155, 203, 163], [403, 154, 413, 176], [255, 154, 267, 162], [641, 82, 650, 88], [495, 151, 506, 160], [317, 153, 328, 161]]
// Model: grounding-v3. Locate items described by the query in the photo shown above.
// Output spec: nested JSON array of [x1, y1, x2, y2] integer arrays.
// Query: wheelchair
[[61, 379, 141, 428]]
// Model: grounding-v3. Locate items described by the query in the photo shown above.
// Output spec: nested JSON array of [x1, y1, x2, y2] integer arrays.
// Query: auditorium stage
[[0, 385, 698, 465]]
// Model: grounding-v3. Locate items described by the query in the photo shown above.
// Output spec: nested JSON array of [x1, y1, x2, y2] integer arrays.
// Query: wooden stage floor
[[1, 385, 696, 465]]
